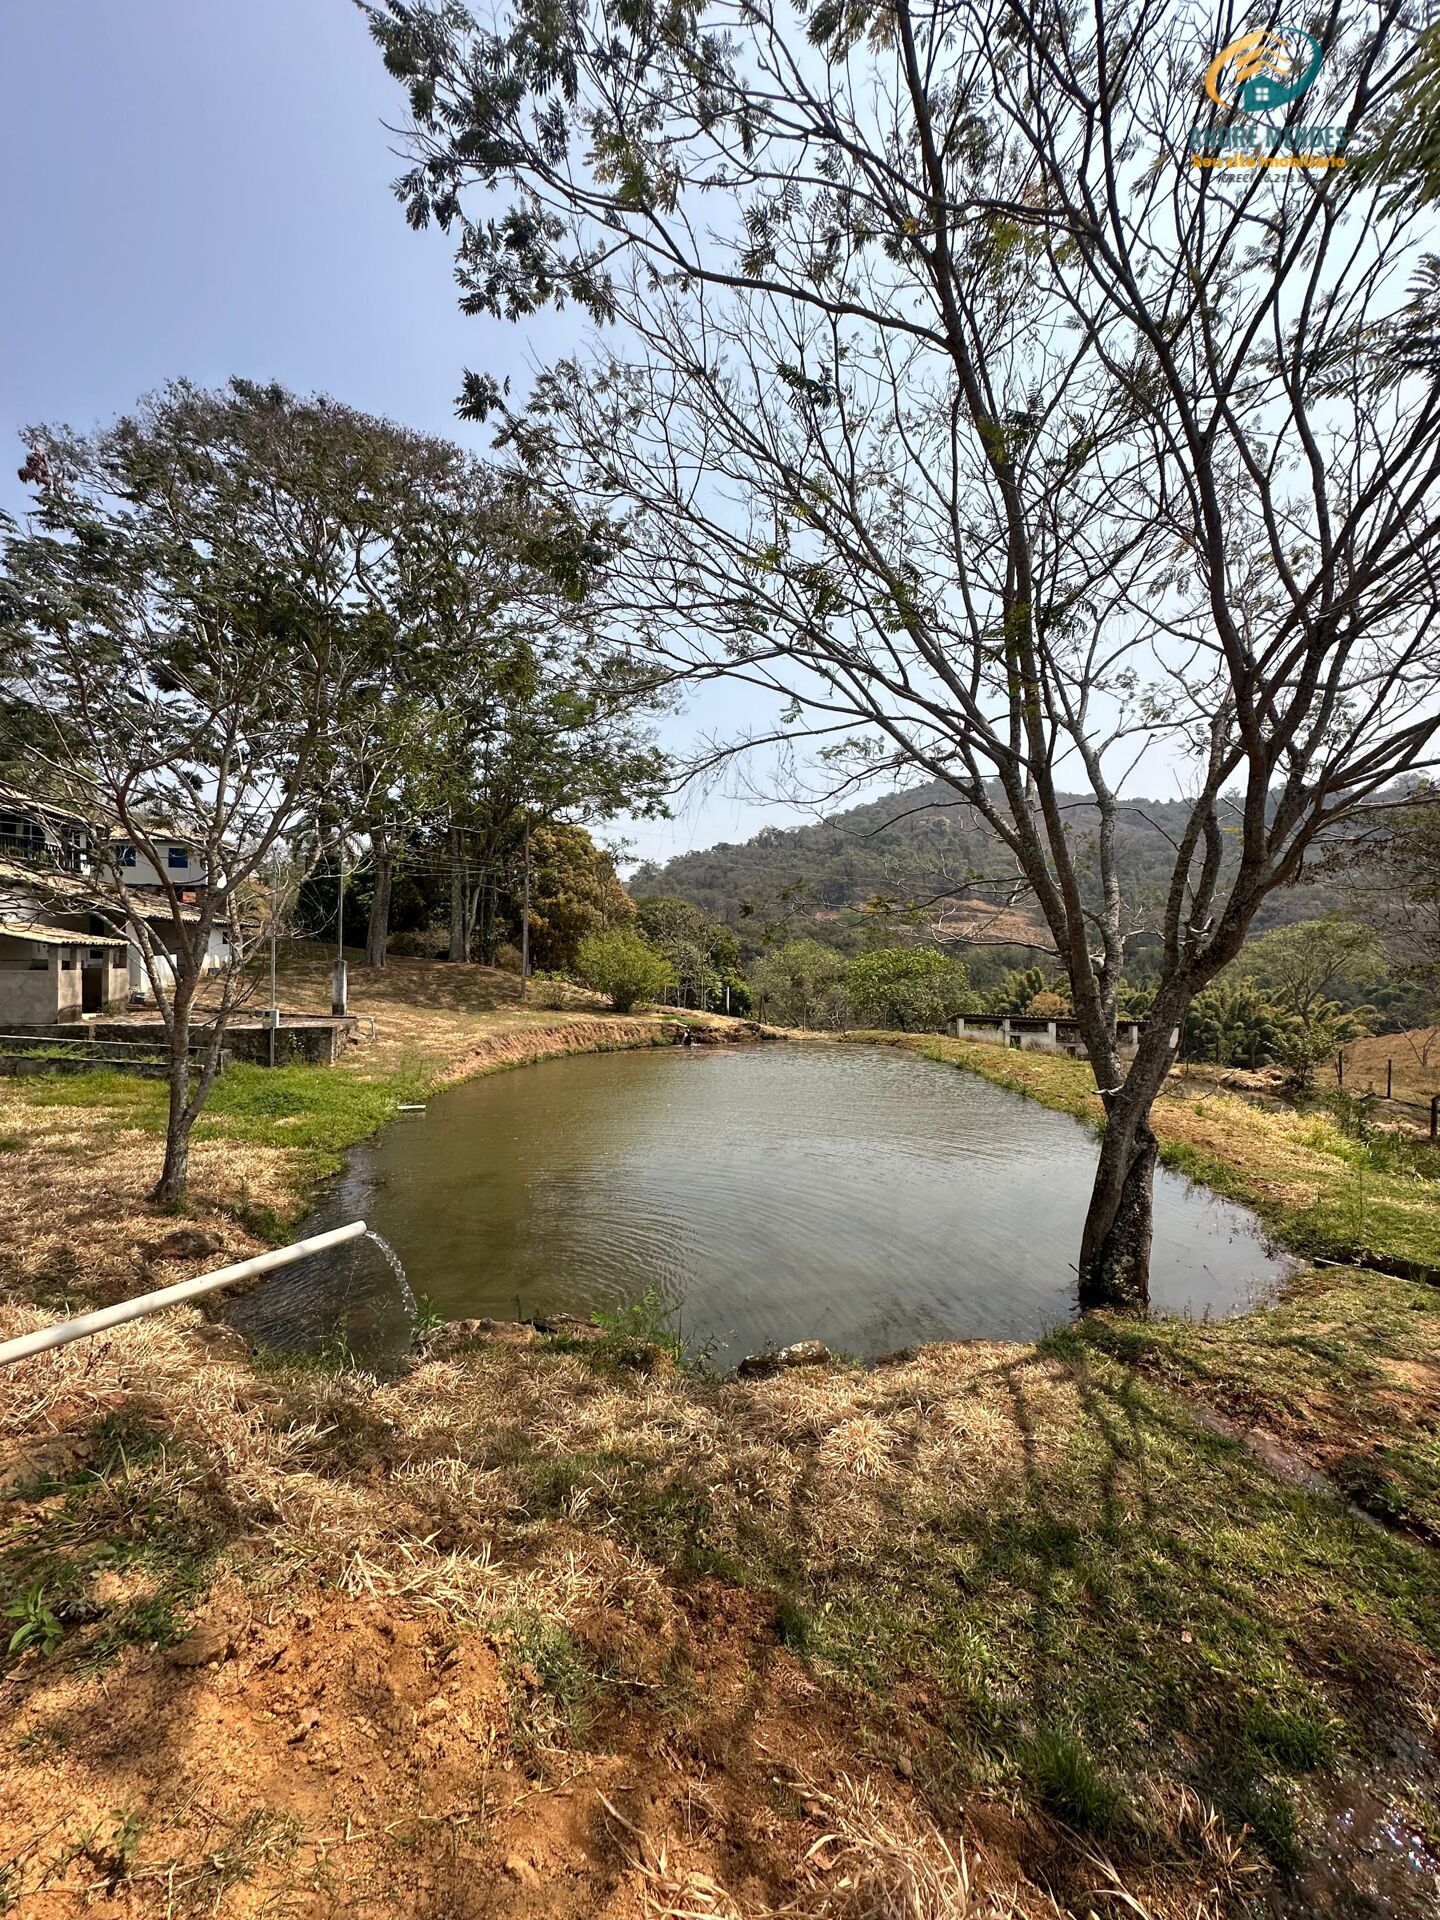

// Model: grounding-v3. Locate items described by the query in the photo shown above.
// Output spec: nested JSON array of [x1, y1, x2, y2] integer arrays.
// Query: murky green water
[[231, 1043, 1286, 1366]]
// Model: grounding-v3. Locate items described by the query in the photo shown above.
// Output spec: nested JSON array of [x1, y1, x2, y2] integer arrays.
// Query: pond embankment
[[0, 949, 776, 1321], [2, 967, 1439, 1916]]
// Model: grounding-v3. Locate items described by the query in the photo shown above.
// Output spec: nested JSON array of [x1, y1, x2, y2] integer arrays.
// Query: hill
[[630, 780, 1349, 964]]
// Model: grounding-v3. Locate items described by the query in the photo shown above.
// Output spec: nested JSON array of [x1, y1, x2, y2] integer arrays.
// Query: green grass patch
[[519, 1444, 729, 1574], [0, 1406, 222, 1672], [495, 1608, 598, 1757], [686, 1349, 1440, 1869], [1020, 1725, 1126, 1834], [1057, 1267, 1440, 1541], [12, 1058, 429, 1176]]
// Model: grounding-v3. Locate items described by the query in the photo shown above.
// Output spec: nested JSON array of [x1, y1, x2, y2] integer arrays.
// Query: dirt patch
[[0, 1572, 1025, 1919], [6, 1307, 1439, 1916]]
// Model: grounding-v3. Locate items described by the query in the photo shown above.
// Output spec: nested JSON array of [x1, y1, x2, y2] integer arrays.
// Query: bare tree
[[367, 0, 1440, 1303]]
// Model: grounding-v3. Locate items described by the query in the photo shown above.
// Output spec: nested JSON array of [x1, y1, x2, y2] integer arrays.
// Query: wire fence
[[1334, 1048, 1440, 1138]]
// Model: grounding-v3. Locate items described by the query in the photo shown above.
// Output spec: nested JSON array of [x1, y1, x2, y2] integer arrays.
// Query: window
[[118, 845, 136, 867], [167, 846, 188, 870]]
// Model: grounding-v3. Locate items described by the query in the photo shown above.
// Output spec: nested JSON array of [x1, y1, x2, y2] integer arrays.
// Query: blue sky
[[0, 0, 789, 868]]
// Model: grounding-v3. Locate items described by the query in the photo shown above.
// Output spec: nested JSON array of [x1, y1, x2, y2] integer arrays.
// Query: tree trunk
[[366, 841, 393, 969], [151, 986, 195, 1208], [448, 825, 467, 962], [1077, 1107, 1158, 1311], [477, 878, 497, 965]]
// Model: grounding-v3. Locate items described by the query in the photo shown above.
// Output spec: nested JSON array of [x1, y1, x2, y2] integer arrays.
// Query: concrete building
[[952, 1012, 1146, 1058], [0, 800, 234, 1023], [0, 920, 129, 1023]]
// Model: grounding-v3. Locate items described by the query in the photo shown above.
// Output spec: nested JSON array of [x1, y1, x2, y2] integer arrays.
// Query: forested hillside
[[631, 780, 1348, 960]]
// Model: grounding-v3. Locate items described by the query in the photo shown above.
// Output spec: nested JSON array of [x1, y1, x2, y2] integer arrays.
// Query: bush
[[749, 939, 849, 1028], [1273, 999, 1371, 1092], [1027, 989, 1069, 1017], [991, 964, 1067, 1016], [1184, 980, 1288, 1067], [574, 930, 674, 1012], [843, 945, 974, 1032]]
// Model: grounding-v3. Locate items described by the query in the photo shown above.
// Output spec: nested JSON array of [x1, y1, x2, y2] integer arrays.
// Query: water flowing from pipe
[[363, 1227, 417, 1328]]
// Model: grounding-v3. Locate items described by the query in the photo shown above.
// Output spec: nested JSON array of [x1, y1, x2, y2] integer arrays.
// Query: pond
[[228, 1042, 1287, 1368]]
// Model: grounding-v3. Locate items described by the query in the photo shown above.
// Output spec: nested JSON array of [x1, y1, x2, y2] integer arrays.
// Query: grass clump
[[589, 1285, 695, 1369], [496, 1608, 598, 1756], [1019, 1725, 1125, 1835]]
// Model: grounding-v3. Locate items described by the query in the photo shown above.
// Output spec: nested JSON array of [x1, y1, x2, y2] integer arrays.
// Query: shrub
[[843, 945, 974, 1032], [1184, 980, 1289, 1068], [1026, 989, 1068, 1017], [574, 930, 675, 1012], [749, 939, 849, 1029], [1273, 999, 1373, 1092]]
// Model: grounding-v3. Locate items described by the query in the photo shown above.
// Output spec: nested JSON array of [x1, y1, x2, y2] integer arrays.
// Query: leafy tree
[[634, 895, 741, 1010], [574, 929, 673, 1012], [316, 447, 668, 970], [1184, 983, 1289, 1070], [1351, 25, 1440, 212], [1328, 791, 1440, 1025], [510, 822, 634, 972], [991, 967, 1064, 1017], [1027, 990, 1068, 1019], [1274, 1002, 1373, 1095], [843, 947, 973, 1033], [368, 0, 1440, 1311], [450, 670, 670, 976], [749, 938, 849, 1029], [1237, 917, 1386, 1026], [1, 380, 388, 1204]]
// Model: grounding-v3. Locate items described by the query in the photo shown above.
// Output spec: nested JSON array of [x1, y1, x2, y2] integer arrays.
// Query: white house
[[0, 787, 94, 875], [106, 831, 234, 999], [108, 829, 208, 891], [0, 802, 234, 1023]]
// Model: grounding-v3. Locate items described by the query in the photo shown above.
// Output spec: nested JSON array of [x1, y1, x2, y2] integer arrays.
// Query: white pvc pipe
[[0, 1219, 370, 1368]]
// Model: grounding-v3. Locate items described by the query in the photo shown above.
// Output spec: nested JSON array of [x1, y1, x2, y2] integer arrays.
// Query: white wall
[[128, 923, 233, 1001], [112, 840, 205, 889]]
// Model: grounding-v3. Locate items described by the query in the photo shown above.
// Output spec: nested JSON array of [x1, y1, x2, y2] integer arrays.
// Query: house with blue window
[[0, 800, 235, 1021], [104, 831, 235, 999], [109, 831, 207, 889]]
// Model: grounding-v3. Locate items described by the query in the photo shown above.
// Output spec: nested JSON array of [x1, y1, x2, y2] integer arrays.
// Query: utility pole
[[519, 822, 531, 1001], [267, 878, 280, 1068], [331, 841, 348, 1016]]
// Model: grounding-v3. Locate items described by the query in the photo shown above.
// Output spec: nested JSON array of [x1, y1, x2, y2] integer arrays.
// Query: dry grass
[[7, 1299, 1439, 1916], [600, 1768, 1056, 1920], [4, 999, 1440, 1914], [1340, 1025, 1440, 1112]]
